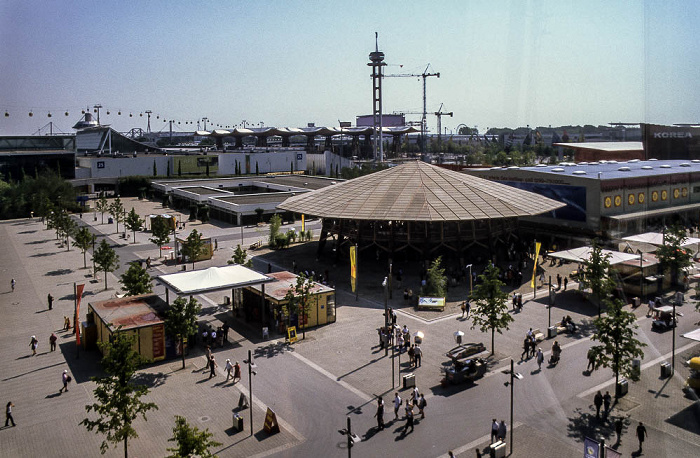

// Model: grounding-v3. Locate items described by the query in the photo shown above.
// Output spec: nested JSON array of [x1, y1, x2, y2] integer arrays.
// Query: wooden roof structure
[[278, 161, 564, 221]]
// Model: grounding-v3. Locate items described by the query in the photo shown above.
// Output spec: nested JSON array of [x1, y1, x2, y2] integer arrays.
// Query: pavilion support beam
[[317, 218, 331, 258]]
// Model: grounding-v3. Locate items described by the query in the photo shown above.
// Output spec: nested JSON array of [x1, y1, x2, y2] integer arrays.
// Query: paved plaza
[[1, 197, 699, 457]]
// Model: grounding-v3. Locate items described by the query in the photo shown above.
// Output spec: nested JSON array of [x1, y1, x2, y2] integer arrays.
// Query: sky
[[0, 0, 698, 136]]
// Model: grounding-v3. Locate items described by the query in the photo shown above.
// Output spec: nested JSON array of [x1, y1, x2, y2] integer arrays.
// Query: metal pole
[[248, 349, 253, 436], [548, 276, 552, 329], [640, 253, 644, 302], [389, 262, 393, 300], [672, 300, 676, 375], [392, 331, 395, 388], [383, 277, 388, 356], [347, 417, 352, 458], [533, 239, 537, 300], [510, 359, 514, 454], [74, 282, 79, 359]]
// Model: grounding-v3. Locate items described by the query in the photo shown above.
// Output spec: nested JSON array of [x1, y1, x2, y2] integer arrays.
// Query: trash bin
[[616, 378, 628, 397], [108, 217, 113, 224], [489, 440, 506, 458], [232, 413, 243, 432], [632, 359, 641, 378], [660, 362, 672, 378], [548, 326, 557, 339], [403, 373, 415, 389]]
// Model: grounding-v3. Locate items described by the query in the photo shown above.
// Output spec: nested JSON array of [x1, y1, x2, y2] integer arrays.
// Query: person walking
[[557, 273, 562, 290], [63, 316, 70, 331], [408, 345, 415, 367], [636, 421, 647, 452], [29, 336, 38, 356], [536, 348, 544, 370], [374, 396, 385, 430], [603, 391, 612, 420], [594, 391, 603, 419], [404, 402, 414, 433], [461, 301, 467, 318], [393, 393, 403, 420], [11, 278, 15, 292], [465, 300, 471, 318], [417, 394, 427, 419], [587, 348, 597, 372], [497, 420, 507, 442], [521, 337, 530, 361], [47, 293, 54, 311], [224, 359, 233, 380], [49, 333, 57, 352], [563, 276, 568, 290], [491, 418, 499, 443], [205, 346, 212, 371], [414, 344, 423, 367], [615, 418, 623, 444], [233, 361, 241, 383], [5, 402, 16, 427], [59, 370, 71, 393], [208, 356, 218, 379]]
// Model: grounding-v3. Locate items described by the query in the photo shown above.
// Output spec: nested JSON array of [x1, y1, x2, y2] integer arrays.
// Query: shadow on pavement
[[253, 341, 293, 359], [132, 371, 169, 388], [666, 402, 700, 435], [2, 361, 66, 381], [46, 268, 73, 276], [566, 406, 626, 443]]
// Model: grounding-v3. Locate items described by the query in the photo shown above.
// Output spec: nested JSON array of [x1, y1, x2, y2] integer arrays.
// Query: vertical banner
[[75, 283, 85, 346], [301, 214, 305, 233], [583, 437, 600, 458], [531, 242, 542, 288], [350, 245, 357, 293]]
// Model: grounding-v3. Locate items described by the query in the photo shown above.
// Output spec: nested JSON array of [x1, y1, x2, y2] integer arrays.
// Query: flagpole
[[74, 282, 79, 359]]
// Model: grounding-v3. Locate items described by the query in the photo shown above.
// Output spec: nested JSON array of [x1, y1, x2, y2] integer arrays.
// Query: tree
[[656, 223, 693, 289], [177, 160, 182, 177], [164, 296, 201, 369], [93, 239, 120, 290], [424, 256, 447, 297], [153, 160, 157, 177], [81, 330, 158, 457], [119, 263, 153, 296], [181, 229, 206, 269], [149, 217, 171, 258], [109, 197, 125, 234], [124, 208, 144, 243], [589, 298, 646, 398], [167, 415, 221, 458], [580, 240, 617, 318], [61, 212, 77, 251], [469, 263, 513, 355], [74, 226, 95, 269], [96, 193, 109, 224], [283, 273, 314, 339], [228, 244, 253, 267], [268, 214, 282, 247]]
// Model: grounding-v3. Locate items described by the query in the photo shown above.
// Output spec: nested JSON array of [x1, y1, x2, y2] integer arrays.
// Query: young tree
[[124, 208, 144, 244], [282, 273, 314, 339], [589, 298, 647, 398], [74, 226, 96, 269], [62, 212, 78, 251], [166, 415, 221, 458], [424, 256, 447, 297], [96, 193, 109, 224], [109, 197, 125, 234], [268, 214, 282, 247], [580, 240, 617, 318], [228, 244, 253, 267], [181, 229, 206, 269], [656, 223, 693, 289], [149, 217, 171, 258], [120, 263, 153, 296], [164, 296, 201, 369], [81, 330, 158, 457], [469, 263, 513, 355], [93, 239, 120, 290]]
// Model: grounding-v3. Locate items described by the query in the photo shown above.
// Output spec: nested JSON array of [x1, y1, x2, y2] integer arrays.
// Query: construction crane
[[434, 103, 453, 145], [384, 64, 440, 155]]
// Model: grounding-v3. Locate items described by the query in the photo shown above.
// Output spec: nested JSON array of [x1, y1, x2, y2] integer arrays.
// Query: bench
[[531, 328, 545, 342], [249, 240, 263, 250]]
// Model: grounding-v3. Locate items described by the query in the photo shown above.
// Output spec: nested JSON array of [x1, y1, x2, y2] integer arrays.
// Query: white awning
[[548, 246, 640, 265], [157, 265, 273, 295], [682, 328, 700, 342], [621, 232, 700, 247]]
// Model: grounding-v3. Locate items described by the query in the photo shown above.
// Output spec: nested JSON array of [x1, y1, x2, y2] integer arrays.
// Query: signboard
[[584, 437, 600, 458], [604, 446, 621, 458], [287, 326, 297, 343], [263, 407, 280, 434], [152, 324, 165, 359]]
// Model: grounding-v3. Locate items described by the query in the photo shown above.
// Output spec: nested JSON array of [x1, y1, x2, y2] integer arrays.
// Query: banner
[[583, 437, 600, 458], [531, 242, 542, 288], [301, 214, 305, 233], [604, 446, 621, 458], [350, 245, 357, 293], [75, 283, 85, 346]]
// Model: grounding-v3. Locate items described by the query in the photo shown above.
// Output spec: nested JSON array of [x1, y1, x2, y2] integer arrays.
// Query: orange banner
[[350, 245, 357, 293], [301, 214, 305, 233], [530, 242, 541, 289]]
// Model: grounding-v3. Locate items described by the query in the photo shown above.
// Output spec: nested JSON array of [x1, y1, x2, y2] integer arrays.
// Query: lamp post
[[503, 359, 523, 455], [382, 277, 388, 356], [243, 349, 257, 436], [548, 275, 553, 329], [338, 417, 360, 458], [123, 209, 127, 238], [465, 264, 473, 296], [389, 261, 393, 299]]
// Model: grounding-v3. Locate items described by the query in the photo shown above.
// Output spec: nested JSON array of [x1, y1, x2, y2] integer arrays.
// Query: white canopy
[[548, 246, 640, 265], [682, 328, 700, 342], [622, 232, 700, 247], [157, 265, 273, 295]]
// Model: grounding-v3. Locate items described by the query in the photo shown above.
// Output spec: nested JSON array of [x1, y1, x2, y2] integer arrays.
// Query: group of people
[[201, 323, 229, 349], [491, 418, 508, 443], [379, 320, 424, 369], [375, 390, 427, 433], [204, 346, 241, 382]]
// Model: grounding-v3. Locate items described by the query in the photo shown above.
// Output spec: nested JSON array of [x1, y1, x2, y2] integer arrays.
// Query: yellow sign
[[604, 196, 612, 208], [661, 190, 668, 200], [287, 326, 297, 343], [674, 188, 680, 199], [263, 407, 280, 434], [614, 195, 622, 207], [531, 242, 541, 289], [350, 245, 357, 293], [682, 187, 688, 197], [652, 191, 658, 202], [301, 214, 305, 233], [638, 192, 645, 204], [628, 194, 635, 205]]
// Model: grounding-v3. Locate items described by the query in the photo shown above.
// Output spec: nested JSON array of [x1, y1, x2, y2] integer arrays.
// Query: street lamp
[[503, 359, 523, 455], [382, 277, 388, 356], [465, 264, 473, 297], [338, 417, 361, 458], [243, 349, 257, 436]]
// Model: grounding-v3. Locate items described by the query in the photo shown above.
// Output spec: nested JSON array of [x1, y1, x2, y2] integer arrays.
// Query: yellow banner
[[301, 214, 305, 233], [531, 242, 541, 288], [350, 245, 357, 292]]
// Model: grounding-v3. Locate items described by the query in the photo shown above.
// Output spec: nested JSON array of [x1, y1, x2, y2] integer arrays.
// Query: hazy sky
[[1, 0, 698, 136]]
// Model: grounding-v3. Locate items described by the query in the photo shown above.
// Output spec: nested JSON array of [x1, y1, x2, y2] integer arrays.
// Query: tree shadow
[[45, 269, 73, 276], [30, 252, 58, 258], [17, 230, 37, 234], [131, 371, 169, 388], [26, 238, 51, 245], [253, 341, 293, 359], [566, 406, 622, 443]]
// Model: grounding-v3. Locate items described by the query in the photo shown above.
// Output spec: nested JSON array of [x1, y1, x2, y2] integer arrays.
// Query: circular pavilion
[[277, 161, 565, 261]]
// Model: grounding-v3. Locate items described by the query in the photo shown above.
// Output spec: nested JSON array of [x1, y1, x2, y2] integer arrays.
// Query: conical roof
[[278, 161, 564, 222]]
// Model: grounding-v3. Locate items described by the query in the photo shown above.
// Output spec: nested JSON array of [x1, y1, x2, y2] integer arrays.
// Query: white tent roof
[[157, 265, 273, 295], [682, 328, 700, 342], [621, 232, 700, 247], [548, 246, 640, 265]]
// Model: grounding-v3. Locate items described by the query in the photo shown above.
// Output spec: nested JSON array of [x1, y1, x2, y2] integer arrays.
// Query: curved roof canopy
[[194, 126, 420, 138], [278, 161, 564, 222]]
